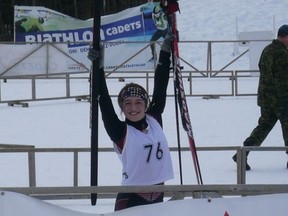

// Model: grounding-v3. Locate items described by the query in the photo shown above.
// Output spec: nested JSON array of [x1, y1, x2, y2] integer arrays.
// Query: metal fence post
[[31, 77, 36, 100], [28, 149, 36, 187], [236, 148, 246, 184], [73, 151, 78, 186], [66, 74, 71, 97]]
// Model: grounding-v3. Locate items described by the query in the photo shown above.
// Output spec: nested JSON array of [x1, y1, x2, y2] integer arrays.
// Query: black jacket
[[97, 50, 171, 151]]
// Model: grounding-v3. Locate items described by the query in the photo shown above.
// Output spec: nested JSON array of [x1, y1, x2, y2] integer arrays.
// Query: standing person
[[88, 35, 174, 211], [149, 4, 168, 61], [232, 24, 288, 170]]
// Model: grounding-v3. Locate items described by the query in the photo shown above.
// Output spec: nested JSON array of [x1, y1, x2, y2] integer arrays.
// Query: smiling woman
[[122, 96, 147, 122], [88, 34, 174, 211], [118, 84, 149, 122]]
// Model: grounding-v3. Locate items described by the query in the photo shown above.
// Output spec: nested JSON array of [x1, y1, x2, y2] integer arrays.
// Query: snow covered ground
[[1, 0, 288, 215], [2, 191, 288, 216]]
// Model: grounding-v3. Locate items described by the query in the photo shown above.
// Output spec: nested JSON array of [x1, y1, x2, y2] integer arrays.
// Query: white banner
[[9, 3, 165, 75], [0, 43, 90, 76]]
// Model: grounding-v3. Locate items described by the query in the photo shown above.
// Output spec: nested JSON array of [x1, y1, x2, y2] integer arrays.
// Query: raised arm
[[146, 35, 172, 126], [88, 47, 126, 143]]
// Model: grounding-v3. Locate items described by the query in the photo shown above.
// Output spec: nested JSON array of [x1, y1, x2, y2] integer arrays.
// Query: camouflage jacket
[[257, 39, 288, 108]]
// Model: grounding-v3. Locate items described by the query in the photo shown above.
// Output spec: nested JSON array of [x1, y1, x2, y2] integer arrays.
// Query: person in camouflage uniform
[[233, 24, 288, 170]]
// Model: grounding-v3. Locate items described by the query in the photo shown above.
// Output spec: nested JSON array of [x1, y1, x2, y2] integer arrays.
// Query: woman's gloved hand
[[87, 43, 104, 68]]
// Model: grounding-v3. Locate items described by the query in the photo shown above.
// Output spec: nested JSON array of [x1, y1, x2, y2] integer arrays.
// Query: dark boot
[[232, 153, 251, 171], [149, 55, 157, 62]]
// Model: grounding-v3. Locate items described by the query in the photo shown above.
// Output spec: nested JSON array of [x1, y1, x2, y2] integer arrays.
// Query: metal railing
[[0, 39, 266, 105], [0, 69, 258, 106], [2, 184, 288, 200], [1, 145, 288, 199]]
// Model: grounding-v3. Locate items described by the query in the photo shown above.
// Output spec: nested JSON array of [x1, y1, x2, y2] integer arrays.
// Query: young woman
[[88, 35, 174, 211]]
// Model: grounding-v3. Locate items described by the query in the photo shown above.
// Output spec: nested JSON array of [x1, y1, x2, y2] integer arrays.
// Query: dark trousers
[[114, 192, 164, 211], [244, 104, 288, 154]]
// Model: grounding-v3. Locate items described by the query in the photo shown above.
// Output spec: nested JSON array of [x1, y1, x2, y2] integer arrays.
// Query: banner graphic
[[8, 3, 167, 74]]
